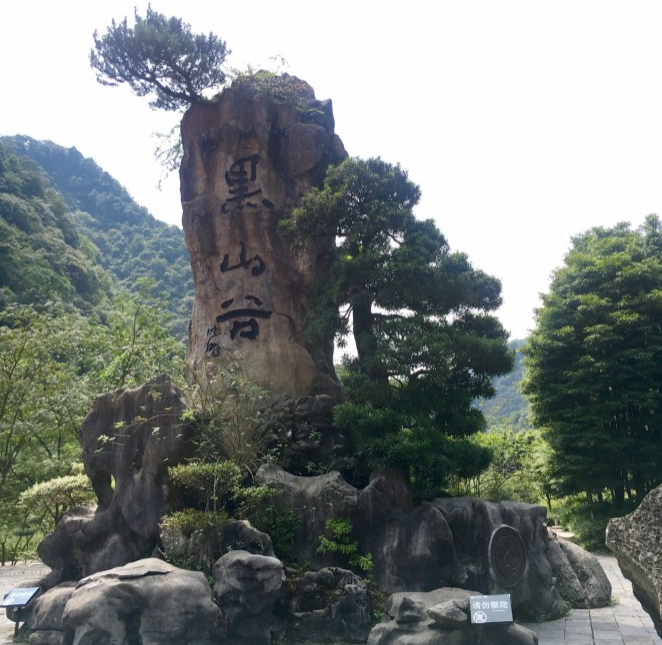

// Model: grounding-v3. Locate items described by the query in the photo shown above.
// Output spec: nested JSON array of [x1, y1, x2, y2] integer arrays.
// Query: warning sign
[[469, 594, 513, 624]]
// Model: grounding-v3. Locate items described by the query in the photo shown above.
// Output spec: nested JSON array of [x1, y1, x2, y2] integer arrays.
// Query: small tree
[[90, 6, 230, 111], [83, 279, 185, 392]]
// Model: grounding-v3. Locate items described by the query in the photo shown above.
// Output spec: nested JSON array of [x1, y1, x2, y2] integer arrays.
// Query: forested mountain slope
[[477, 339, 530, 430], [0, 141, 110, 312], [1, 135, 192, 336]]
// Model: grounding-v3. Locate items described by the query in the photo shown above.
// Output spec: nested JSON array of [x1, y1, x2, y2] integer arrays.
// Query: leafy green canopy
[[0, 297, 184, 560], [283, 157, 513, 499], [0, 141, 109, 312], [523, 215, 662, 505], [2, 136, 194, 338], [90, 6, 230, 111]]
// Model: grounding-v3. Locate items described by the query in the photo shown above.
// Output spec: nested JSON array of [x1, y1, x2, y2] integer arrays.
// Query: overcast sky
[[3, 1, 662, 339]]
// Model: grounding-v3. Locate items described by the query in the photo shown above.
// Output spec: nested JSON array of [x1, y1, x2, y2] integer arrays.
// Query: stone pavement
[[522, 555, 662, 645], [0, 555, 658, 644]]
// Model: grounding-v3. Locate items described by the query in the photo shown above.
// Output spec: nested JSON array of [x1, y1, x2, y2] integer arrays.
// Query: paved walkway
[[0, 556, 658, 644], [522, 555, 662, 645]]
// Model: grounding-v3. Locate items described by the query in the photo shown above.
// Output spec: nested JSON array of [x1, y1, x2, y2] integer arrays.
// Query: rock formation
[[162, 519, 275, 574], [368, 588, 539, 645], [213, 550, 286, 645], [180, 76, 346, 398], [283, 567, 371, 643], [256, 464, 611, 621], [61, 559, 219, 645], [22, 582, 76, 645], [606, 485, 662, 637], [25, 73, 616, 645], [38, 378, 193, 587]]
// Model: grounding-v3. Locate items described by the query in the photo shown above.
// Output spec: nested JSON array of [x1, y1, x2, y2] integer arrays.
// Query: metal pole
[[13, 607, 21, 638]]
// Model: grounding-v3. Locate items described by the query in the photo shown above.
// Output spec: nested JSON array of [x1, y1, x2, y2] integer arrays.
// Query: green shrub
[[317, 518, 372, 573], [183, 360, 271, 475], [160, 508, 229, 575], [168, 460, 274, 518], [251, 506, 300, 561]]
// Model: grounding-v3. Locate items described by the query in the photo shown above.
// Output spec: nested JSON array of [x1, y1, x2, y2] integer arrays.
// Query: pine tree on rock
[[282, 157, 513, 499], [90, 7, 229, 111]]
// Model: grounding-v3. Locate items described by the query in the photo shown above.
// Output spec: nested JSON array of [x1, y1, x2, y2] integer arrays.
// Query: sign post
[[469, 594, 513, 625], [2, 587, 40, 638]]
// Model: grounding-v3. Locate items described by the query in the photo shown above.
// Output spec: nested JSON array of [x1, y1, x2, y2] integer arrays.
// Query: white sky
[[3, 1, 662, 339]]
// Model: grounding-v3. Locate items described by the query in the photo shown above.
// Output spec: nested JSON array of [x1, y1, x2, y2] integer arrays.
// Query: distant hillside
[[0, 141, 110, 312], [1, 135, 193, 337], [478, 339, 531, 431]]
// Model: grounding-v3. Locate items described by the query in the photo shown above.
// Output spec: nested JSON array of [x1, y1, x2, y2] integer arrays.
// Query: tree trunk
[[352, 300, 374, 363], [352, 300, 388, 385]]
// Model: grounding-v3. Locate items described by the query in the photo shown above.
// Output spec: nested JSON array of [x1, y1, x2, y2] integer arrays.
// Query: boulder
[[369, 587, 538, 645], [161, 518, 275, 573], [264, 395, 352, 476], [256, 463, 359, 565], [427, 599, 470, 629], [213, 549, 286, 645], [61, 558, 220, 645], [283, 567, 370, 643], [384, 589, 474, 619], [28, 633, 64, 645], [607, 485, 662, 636], [38, 378, 193, 586], [180, 76, 346, 398], [23, 582, 75, 645], [557, 538, 611, 607], [430, 497, 611, 619], [257, 464, 611, 621]]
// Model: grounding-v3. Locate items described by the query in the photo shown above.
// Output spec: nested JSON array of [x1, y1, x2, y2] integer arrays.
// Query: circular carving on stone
[[489, 524, 527, 588]]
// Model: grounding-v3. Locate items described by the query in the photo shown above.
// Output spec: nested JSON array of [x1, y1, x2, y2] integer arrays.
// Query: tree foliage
[[0, 141, 109, 312], [83, 279, 185, 392], [0, 293, 184, 560], [19, 466, 95, 529], [90, 6, 230, 111], [283, 157, 513, 498], [523, 215, 662, 505], [0, 134, 192, 559], [450, 427, 553, 505], [2, 136, 193, 338]]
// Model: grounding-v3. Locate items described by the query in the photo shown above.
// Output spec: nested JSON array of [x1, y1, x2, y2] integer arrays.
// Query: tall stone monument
[[180, 76, 346, 397]]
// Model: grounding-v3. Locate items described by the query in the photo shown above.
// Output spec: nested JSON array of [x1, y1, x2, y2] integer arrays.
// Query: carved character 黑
[[221, 154, 275, 213]]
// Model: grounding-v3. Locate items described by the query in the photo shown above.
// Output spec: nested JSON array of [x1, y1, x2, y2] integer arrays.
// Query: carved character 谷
[[206, 242, 273, 352], [216, 295, 272, 341]]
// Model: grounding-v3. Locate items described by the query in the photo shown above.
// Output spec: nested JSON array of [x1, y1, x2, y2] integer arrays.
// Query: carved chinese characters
[[181, 78, 346, 397], [206, 241, 273, 354], [222, 154, 275, 213]]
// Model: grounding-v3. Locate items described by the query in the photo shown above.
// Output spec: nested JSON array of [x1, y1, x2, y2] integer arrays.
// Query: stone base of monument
[[367, 588, 538, 645], [256, 464, 612, 622]]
